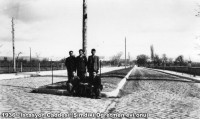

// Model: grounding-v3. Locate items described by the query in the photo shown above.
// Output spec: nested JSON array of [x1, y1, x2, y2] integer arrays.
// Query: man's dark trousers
[[91, 76, 101, 98], [67, 72, 73, 82], [71, 76, 80, 95]]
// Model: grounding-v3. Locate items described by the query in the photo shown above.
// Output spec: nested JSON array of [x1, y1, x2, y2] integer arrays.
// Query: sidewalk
[[147, 67, 200, 82], [0, 66, 124, 81]]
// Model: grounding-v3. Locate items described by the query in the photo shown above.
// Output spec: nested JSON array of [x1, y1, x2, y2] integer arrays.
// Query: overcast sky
[[0, 0, 200, 61]]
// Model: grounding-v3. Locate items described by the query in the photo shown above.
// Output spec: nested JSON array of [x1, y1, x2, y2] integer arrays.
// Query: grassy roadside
[[101, 67, 132, 78], [101, 67, 132, 92]]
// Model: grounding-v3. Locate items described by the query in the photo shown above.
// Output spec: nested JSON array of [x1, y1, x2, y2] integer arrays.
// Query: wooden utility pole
[[150, 45, 154, 62], [82, 0, 87, 56], [128, 52, 130, 66], [30, 47, 31, 61], [100, 60, 102, 77], [16, 52, 22, 72], [51, 59, 53, 84], [30, 47, 32, 71], [125, 37, 126, 69], [21, 62, 22, 72], [11, 17, 16, 72]]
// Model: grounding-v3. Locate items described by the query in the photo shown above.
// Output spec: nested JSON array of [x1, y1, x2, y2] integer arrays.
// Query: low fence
[[0, 60, 112, 74], [148, 66, 200, 76], [0, 62, 66, 74]]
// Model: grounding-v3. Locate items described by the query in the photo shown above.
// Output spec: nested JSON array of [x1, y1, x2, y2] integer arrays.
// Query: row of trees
[[0, 57, 51, 66], [136, 45, 197, 67], [107, 52, 133, 66], [0, 51, 128, 69], [136, 54, 191, 67]]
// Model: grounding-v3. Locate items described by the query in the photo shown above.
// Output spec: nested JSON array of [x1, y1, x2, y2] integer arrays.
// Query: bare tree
[[35, 52, 41, 72], [99, 56, 105, 60], [154, 54, 162, 66], [168, 58, 173, 66], [150, 45, 154, 61], [136, 54, 149, 66], [162, 54, 167, 64], [110, 52, 123, 66], [174, 55, 185, 66], [35, 53, 40, 61], [16, 52, 22, 71]]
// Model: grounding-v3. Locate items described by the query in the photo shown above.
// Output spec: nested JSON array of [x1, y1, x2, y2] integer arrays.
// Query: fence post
[[51, 60, 53, 84], [30, 63, 31, 72], [21, 62, 22, 72], [61, 63, 63, 70], [8, 63, 10, 73], [100, 60, 102, 77], [39, 63, 40, 73], [193, 68, 196, 77]]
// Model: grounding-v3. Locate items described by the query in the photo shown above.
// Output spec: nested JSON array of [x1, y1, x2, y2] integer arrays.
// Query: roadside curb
[[0, 74, 31, 80], [0, 70, 64, 81], [32, 88, 70, 96], [146, 67, 200, 83], [101, 66, 135, 98]]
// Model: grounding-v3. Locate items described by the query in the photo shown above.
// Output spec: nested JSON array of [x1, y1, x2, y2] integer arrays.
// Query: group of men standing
[[65, 49, 102, 99]]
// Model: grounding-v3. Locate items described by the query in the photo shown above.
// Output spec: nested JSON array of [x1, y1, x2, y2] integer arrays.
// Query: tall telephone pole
[[150, 45, 154, 61], [30, 47, 31, 62], [128, 52, 130, 66], [11, 17, 16, 72], [30, 47, 32, 71], [125, 37, 126, 69], [82, 0, 87, 56]]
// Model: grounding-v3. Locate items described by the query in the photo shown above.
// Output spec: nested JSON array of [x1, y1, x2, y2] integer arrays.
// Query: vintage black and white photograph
[[0, 0, 200, 118]]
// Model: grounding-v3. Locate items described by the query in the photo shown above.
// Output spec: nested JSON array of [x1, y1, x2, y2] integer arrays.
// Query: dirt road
[[0, 67, 128, 119], [1, 66, 200, 119], [112, 66, 200, 119]]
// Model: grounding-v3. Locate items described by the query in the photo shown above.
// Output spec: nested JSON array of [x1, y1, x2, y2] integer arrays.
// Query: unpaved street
[[0, 76, 116, 119], [1, 66, 200, 119], [0, 67, 128, 119], [113, 66, 200, 119]]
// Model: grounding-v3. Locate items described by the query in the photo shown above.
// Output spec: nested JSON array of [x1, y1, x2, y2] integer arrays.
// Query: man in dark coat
[[65, 51, 76, 82], [90, 72, 102, 99], [79, 77, 91, 97], [66, 72, 80, 96], [87, 49, 100, 78], [76, 49, 87, 80]]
